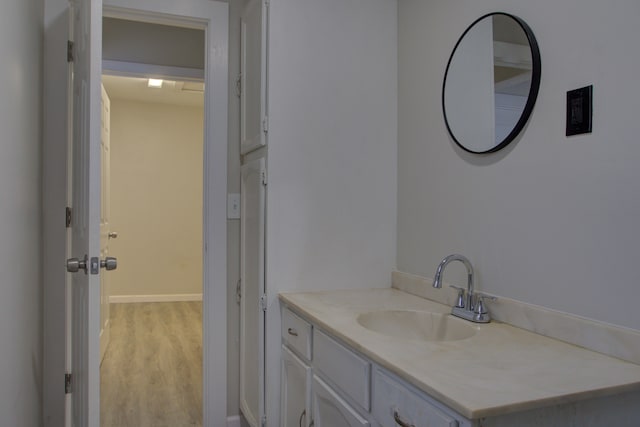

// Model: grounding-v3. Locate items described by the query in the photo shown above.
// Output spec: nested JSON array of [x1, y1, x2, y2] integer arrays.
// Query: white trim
[[103, 5, 205, 29], [227, 415, 241, 427], [43, 1, 71, 425], [102, 59, 204, 81], [109, 294, 203, 303]]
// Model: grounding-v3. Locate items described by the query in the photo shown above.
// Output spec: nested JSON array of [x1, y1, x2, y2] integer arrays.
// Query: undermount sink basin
[[356, 310, 477, 342]]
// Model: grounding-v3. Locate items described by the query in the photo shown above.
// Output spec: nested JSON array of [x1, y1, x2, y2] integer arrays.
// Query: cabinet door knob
[[393, 409, 415, 427], [288, 328, 299, 337]]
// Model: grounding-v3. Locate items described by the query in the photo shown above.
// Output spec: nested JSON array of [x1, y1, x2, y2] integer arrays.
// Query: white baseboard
[[227, 414, 251, 427], [227, 415, 241, 427], [109, 293, 203, 303]]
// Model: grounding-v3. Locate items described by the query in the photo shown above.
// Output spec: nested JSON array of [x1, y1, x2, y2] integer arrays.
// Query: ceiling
[[102, 74, 204, 107]]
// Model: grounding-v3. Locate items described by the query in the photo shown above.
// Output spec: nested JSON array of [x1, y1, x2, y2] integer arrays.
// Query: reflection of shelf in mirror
[[494, 71, 532, 96], [493, 41, 532, 70]]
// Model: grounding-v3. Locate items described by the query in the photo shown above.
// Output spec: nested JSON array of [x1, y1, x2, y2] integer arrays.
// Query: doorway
[[41, 0, 228, 425], [100, 73, 205, 425], [97, 1, 228, 425]]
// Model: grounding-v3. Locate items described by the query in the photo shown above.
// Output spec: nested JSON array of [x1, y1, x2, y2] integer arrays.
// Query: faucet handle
[[449, 285, 466, 308], [474, 293, 497, 315]]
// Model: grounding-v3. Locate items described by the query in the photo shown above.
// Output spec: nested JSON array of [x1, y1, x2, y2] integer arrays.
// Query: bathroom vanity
[[279, 288, 640, 427]]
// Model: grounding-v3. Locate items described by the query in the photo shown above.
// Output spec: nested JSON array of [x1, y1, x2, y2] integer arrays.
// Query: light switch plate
[[566, 85, 593, 136], [227, 193, 240, 219]]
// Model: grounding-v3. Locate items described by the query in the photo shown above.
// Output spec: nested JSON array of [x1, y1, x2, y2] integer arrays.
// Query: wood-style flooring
[[101, 302, 202, 427]]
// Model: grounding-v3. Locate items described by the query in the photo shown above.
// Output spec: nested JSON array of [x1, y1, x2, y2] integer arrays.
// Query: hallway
[[100, 302, 202, 426]]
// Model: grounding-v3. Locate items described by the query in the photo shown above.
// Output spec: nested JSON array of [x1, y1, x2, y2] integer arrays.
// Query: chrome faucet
[[433, 254, 496, 323]]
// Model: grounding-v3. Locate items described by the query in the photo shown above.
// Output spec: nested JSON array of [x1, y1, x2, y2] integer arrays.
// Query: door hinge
[[65, 207, 72, 228], [261, 414, 267, 427], [236, 279, 242, 304], [262, 116, 269, 133], [261, 169, 267, 186], [65, 373, 72, 394], [259, 294, 267, 312], [67, 40, 74, 62]]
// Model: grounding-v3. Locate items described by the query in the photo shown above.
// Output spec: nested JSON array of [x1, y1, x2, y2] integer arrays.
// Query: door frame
[[43, 0, 73, 424], [239, 154, 267, 427], [43, 0, 229, 425]]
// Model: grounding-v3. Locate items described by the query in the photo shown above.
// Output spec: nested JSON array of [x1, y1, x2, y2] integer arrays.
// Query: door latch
[[67, 255, 117, 274], [90, 256, 118, 274], [100, 257, 117, 271]]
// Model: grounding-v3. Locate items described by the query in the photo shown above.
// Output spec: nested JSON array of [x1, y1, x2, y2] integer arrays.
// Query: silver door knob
[[66, 256, 88, 273], [100, 257, 117, 271], [108, 231, 118, 239]]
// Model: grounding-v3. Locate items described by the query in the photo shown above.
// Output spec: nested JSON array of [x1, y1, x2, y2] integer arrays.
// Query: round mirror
[[442, 13, 541, 154]]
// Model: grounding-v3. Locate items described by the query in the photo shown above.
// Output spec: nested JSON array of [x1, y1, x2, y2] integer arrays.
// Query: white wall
[[108, 99, 203, 297], [398, 0, 640, 330], [267, 0, 398, 294], [0, 0, 43, 424], [103, 18, 205, 70], [265, 0, 397, 423]]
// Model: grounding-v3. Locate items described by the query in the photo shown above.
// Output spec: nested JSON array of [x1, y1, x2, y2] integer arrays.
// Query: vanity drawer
[[313, 329, 371, 411], [282, 307, 313, 360], [373, 368, 458, 427]]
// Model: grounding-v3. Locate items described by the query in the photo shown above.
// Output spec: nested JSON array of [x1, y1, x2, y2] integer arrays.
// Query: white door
[[99, 84, 112, 363], [240, 156, 267, 427], [240, 0, 268, 155], [67, 0, 104, 425], [281, 346, 311, 427], [52, 1, 228, 425]]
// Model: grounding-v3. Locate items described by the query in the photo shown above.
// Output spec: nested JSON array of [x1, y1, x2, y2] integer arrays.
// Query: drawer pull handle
[[288, 328, 299, 337], [393, 410, 415, 427], [299, 409, 305, 427]]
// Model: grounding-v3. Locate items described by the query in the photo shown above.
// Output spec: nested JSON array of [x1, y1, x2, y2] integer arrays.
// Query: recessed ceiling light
[[148, 78, 163, 88]]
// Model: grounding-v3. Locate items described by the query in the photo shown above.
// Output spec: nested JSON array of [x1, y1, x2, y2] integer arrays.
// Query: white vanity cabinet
[[280, 291, 640, 427], [281, 309, 313, 427], [313, 330, 371, 412], [281, 346, 311, 427], [312, 329, 372, 426], [281, 306, 467, 427], [373, 368, 459, 427], [281, 306, 372, 427], [312, 374, 370, 427]]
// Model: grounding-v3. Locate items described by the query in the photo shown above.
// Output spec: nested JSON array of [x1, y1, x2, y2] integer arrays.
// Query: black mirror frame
[[441, 12, 541, 154]]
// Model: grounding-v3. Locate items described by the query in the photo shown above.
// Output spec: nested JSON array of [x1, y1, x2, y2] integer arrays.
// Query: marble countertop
[[279, 288, 640, 419]]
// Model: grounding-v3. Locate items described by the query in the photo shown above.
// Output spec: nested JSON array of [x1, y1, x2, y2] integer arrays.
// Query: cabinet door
[[240, 0, 268, 154], [312, 375, 370, 427], [240, 156, 267, 427], [282, 346, 311, 427]]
